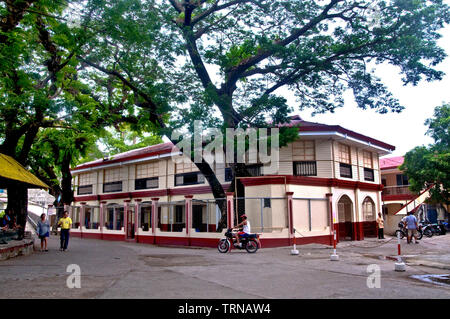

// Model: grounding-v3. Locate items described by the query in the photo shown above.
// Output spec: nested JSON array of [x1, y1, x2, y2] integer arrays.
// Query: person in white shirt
[[233, 214, 251, 247]]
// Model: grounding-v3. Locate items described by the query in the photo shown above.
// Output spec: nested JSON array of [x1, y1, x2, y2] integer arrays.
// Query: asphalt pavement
[[0, 233, 449, 299]]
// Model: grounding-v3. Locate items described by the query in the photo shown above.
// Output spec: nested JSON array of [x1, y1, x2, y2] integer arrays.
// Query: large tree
[[76, 0, 450, 228], [0, 0, 162, 233], [0, 0, 87, 236], [401, 103, 450, 204]]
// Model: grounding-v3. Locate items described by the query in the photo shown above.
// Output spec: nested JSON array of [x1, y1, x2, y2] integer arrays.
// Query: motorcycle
[[421, 222, 433, 238], [430, 221, 447, 236], [420, 221, 446, 237], [395, 222, 423, 240], [218, 228, 261, 253]]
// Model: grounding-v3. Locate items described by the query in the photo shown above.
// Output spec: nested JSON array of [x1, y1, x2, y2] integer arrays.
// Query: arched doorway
[[337, 195, 353, 240], [362, 197, 377, 237]]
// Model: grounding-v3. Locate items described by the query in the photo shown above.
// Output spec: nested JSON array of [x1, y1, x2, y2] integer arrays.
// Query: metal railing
[[234, 197, 288, 233], [292, 197, 330, 232], [382, 185, 414, 196]]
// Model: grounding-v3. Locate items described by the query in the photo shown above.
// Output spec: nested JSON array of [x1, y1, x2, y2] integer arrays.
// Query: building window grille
[[293, 161, 317, 176], [364, 168, 375, 182], [135, 177, 159, 190], [175, 172, 205, 186], [340, 163, 353, 178], [77, 185, 93, 195], [103, 181, 122, 193]]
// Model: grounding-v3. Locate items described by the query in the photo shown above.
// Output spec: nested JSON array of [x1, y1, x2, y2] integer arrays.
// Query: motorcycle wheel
[[416, 230, 423, 240], [395, 230, 404, 239], [245, 239, 258, 253], [218, 239, 230, 253], [423, 228, 433, 238]]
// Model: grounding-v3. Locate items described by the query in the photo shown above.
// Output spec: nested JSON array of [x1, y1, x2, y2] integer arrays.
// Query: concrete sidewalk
[[0, 234, 448, 299]]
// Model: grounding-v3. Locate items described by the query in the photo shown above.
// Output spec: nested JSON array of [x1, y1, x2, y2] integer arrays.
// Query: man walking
[[57, 211, 72, 251], [404, 211, 419, 244]]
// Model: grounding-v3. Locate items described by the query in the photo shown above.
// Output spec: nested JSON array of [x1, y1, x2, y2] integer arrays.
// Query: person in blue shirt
[[37, 213, 50, 251], [403, 211, 419, 244]]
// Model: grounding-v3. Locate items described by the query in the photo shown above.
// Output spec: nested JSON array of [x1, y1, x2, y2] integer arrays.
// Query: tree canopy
[[401, 103, 450, 204], [77, 0, 450, 200]]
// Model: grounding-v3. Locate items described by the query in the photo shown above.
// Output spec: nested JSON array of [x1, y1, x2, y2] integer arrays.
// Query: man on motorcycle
[[233, 214, 251, 247]]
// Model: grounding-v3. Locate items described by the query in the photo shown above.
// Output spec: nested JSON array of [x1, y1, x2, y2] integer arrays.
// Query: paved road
[[0, 234, 449, 299]]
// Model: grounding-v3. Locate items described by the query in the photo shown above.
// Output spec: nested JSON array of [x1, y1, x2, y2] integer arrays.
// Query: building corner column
[[226, 192, 234, 229], [124, 200, 131, 240], [99, 201, 107, 239], [185, 195, 193, 245], [286, 192, 294, 245], [134, 199, 142, 242], [80, 202, 86, 239], [326, 193, 336, 245], [151, 197, 159, 243]]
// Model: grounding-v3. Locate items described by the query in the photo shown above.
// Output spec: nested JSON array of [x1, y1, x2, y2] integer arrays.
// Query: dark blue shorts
[[39, 232, 49, 240]]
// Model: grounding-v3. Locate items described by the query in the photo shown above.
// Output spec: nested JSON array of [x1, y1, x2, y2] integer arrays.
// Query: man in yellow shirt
[[57, 211, 72, 251]]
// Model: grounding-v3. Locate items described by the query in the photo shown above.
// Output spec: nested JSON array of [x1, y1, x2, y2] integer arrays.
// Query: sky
[[297, 16, 450, 158]]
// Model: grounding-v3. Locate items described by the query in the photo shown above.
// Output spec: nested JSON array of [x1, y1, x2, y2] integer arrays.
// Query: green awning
[[0, 153, 49, 189]]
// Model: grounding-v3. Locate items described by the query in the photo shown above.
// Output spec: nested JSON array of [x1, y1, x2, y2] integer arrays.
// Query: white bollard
[[330, 229, 339, 261], [291, 229, 299, 255], [395, 231, 406, 272]]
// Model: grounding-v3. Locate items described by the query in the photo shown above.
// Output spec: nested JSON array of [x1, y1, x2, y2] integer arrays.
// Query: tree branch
[[78, 56, 165, 128], [0, 0, 38, 43]]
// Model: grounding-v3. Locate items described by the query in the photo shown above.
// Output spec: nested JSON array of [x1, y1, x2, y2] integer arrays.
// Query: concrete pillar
[[134, 199, 142, 240], [286, 192, 294, 244], [100, 201, 107, 237], [47, 204, 53, 225], [185, 195, 193, 236], [326, 193, 336, 244], [124, 200, 131, 239], [80, 202, 86, 238], [355, 188, 364, 241], [151, 198, 159, 234], [226, 192, 234, 229]]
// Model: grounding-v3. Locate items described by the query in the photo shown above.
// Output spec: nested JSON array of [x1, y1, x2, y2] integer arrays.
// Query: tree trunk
[[61, 157, 74, 206], [6, 182, 28, 239]]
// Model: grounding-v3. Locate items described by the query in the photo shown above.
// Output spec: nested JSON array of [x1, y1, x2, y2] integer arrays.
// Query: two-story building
[[69, 115, 395, 247], [380, 156, 449, 235]]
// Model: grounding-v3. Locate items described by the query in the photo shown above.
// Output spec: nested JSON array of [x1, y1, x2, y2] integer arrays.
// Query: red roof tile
[[380, 156, 404, 170], [281, 115, 396, 151], [73, 142, 176, 171]]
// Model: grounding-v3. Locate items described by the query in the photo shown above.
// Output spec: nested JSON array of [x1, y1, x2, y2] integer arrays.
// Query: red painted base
[[70, 231, 334, 249]]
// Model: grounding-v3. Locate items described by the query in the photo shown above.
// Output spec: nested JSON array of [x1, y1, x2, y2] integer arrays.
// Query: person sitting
[[233, 214, 251, 247], [0, 213, 11, 231]]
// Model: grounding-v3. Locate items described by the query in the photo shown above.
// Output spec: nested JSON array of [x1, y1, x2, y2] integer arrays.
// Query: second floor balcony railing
[[382, 185, 414, 196]]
